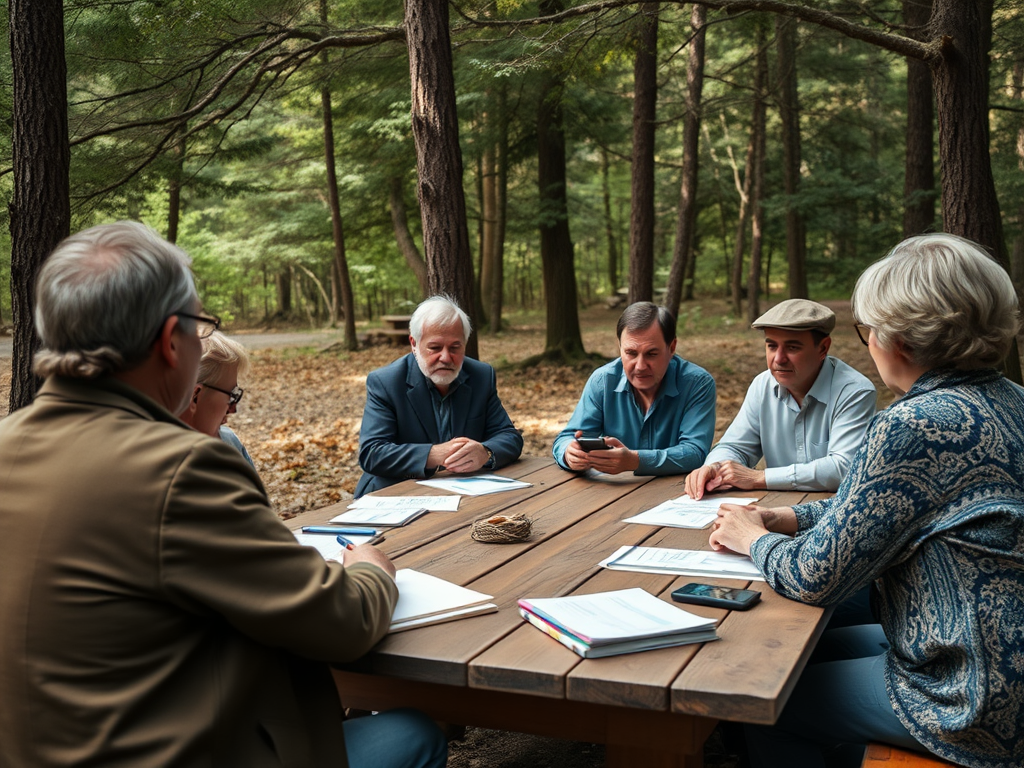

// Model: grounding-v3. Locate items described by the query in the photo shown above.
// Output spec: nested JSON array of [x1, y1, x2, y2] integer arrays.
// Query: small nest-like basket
[[471, 513, 534, 544]]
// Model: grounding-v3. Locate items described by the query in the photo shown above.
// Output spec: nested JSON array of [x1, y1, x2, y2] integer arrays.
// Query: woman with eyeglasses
[[179, 330, 254, 468], [710, 233, 1024, 768]]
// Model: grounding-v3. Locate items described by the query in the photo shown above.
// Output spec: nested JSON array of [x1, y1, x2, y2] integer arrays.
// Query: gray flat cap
[[751, 299, 835, 334]]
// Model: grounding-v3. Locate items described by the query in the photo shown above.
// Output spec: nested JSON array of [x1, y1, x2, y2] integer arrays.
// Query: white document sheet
[[293, 531, 379, 560], [416, 474, 532, 496], [347, 495, 461, 512], [600, 545, 764, 581], [329, 506, 428, 527], [623, 495, 758, 530]]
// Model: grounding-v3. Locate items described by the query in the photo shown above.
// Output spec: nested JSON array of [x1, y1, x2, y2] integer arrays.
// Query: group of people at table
[[0, 222, 1020, 768]]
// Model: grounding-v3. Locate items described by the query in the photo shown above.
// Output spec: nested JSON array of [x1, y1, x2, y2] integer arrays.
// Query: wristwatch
[[484, 447, 495, 469]]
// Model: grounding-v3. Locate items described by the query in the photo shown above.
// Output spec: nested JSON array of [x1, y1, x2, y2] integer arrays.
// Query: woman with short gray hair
[[711, 233, 1024, 768]]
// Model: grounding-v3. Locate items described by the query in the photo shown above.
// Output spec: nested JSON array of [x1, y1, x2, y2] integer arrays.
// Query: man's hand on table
[[709, 503, 799, 556], [340, 542, 397, 579], [427, 437, 489, 474], [685, 460, 765, 499]]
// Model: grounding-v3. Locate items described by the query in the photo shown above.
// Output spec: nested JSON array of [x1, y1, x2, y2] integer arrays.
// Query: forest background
[[2, 1, 1024, 490]]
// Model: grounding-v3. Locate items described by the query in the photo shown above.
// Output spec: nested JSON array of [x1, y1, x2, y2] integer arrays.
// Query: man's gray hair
[[852, 233, 1020, 370], [409, 295, 472, 344], [34, 221, 198, 379]]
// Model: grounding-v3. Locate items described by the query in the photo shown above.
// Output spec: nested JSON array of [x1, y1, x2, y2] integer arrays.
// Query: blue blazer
[[355, 354, 523, 497]]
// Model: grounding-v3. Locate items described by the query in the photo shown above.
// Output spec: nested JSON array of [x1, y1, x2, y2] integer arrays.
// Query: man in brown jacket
[[0, 222, 447, 768]]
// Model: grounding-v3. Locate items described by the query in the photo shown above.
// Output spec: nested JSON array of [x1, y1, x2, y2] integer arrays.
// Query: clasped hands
[[684, 460, 765, 499], [564, 430, 640, 475], [427, 437, 490, 474]]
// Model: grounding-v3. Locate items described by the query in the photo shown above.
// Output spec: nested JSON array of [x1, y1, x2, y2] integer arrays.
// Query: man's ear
[[157, 315, 182, 369], [819, 336, 832, 358], [669, 338, 678, 355]]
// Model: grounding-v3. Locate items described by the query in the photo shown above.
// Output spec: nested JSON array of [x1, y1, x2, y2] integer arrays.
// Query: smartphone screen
[[577, 437, 609, 452], [671, 582, 761, 610]]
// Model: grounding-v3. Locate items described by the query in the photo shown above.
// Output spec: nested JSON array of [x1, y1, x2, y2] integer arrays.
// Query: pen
[[302, 526, 381, 536], [336, 534, 354, 548]]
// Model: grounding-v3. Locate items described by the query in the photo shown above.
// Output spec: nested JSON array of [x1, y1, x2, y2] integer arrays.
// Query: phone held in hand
[[577, 437, 609, 452], [671, 582, 761, 610]]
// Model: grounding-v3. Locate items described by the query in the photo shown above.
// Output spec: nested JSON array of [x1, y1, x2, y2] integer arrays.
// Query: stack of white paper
[[623, 495, 758, 530], [600, 545, 764, 581], [347, 495, 461, 512], [329, 506, 429, 527], [390, 570, 498, 632], [416, 474, 531, 496]]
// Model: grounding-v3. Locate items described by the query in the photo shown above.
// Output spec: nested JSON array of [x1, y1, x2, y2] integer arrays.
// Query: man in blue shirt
[[552, 302, 716, 476], [686, 299, 876, 499]]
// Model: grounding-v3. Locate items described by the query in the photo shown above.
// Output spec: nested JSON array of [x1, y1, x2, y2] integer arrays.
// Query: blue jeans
[[343, 708, 447, 768], [744, 624, 931, 768]]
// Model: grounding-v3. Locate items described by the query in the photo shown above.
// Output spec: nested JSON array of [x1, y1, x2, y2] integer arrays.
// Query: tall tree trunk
[[1011, 59, 1024, 296], [902, 0, 935, 236], [276, 271, 292, 316], [405, 0, 478, 358], [536, 0, 585, 360], [746, 26, 768, 325], [8, 0, 70, 412], [167, 128, 185, 244], [388, 177, 430, 297], [601, 147, 619, 295], [776, 16, 808, 300], [730, 126, 756, 318], [319, 0, 355, 344], [628, 3, 658, 305], [488, 85, 509, 334], [930, 0, 1020, 382], [665, 4, 706, 318], [480, 133, 496, 329]]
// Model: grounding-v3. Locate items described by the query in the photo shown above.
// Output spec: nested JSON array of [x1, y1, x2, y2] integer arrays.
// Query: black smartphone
[[577, 437, 609, 452], [671, 582, 761, 610]]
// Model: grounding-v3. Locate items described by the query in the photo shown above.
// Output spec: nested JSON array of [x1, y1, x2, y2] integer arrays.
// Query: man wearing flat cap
[[686, 299, 876, 498]]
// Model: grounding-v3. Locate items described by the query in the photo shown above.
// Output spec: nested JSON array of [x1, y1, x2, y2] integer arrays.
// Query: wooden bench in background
[[862, 743, 960, 767], [378, 314, 412, 346]]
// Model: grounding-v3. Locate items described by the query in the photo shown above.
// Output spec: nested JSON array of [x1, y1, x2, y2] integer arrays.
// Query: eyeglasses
[[201, 382, 244, 406], [177, 311, 221, 339], [853, 323, 872, 347]]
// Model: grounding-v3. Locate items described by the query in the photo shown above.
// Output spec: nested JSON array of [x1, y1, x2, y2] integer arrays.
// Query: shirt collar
[[613, 355, 682, 401], [772, 356, 835, 406]]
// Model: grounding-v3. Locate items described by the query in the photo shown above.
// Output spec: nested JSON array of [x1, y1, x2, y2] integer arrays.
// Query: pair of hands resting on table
[[708, 503, 798, 556], [684, 461, 765, 500], [564, 430, 640, 475], [426, 437, 492, 475]]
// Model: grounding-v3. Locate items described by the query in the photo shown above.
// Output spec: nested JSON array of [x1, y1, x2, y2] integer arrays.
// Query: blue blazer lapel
[[405, 357, 440, 443]]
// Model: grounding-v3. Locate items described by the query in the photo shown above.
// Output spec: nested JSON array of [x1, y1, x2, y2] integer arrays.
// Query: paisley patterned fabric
[[750, 368, 1024, 768]]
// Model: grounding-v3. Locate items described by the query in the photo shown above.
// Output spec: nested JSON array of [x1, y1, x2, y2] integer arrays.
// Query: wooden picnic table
[[379, 314, 413, 346], [290, 457, 831, 768]]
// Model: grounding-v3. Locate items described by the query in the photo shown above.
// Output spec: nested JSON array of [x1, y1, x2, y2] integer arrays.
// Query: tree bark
[[405, 0, 478, 358], [930, 0, 1020, 382], [536, 0, 585, 360], [665, 4, 706, 318], [8, 0, 70, 412], [487, 86, 509, 334], [902, 0, 935, 237], [746, 24, 768, 325], [388, 177, 430, 297], [167, 128, 185, 244], [775, 15, 807, 300], [628, 3, 659, 304], [321, 84, 357, 347], [730, 125, 756, 318], [601, 147, 619, 295]]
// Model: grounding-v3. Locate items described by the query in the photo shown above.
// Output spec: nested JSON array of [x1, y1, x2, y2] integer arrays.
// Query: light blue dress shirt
[[552, 355, 716, 475], [704, 356, 876, 491], [218, 425, 255, 469]]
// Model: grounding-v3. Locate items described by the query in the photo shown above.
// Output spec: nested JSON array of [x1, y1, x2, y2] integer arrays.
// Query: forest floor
[[0, 297, 886, 767]]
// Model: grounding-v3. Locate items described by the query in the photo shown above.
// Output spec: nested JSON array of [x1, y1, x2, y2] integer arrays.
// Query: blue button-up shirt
[[704, 356, 876, 490], [552, 355, 716, 475]]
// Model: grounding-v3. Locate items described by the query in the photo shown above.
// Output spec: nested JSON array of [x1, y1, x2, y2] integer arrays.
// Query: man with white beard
[[355, 295, 523, 496]]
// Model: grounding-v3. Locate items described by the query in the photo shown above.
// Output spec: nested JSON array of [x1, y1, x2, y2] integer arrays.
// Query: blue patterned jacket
[[750, 368, 1024, 768]]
